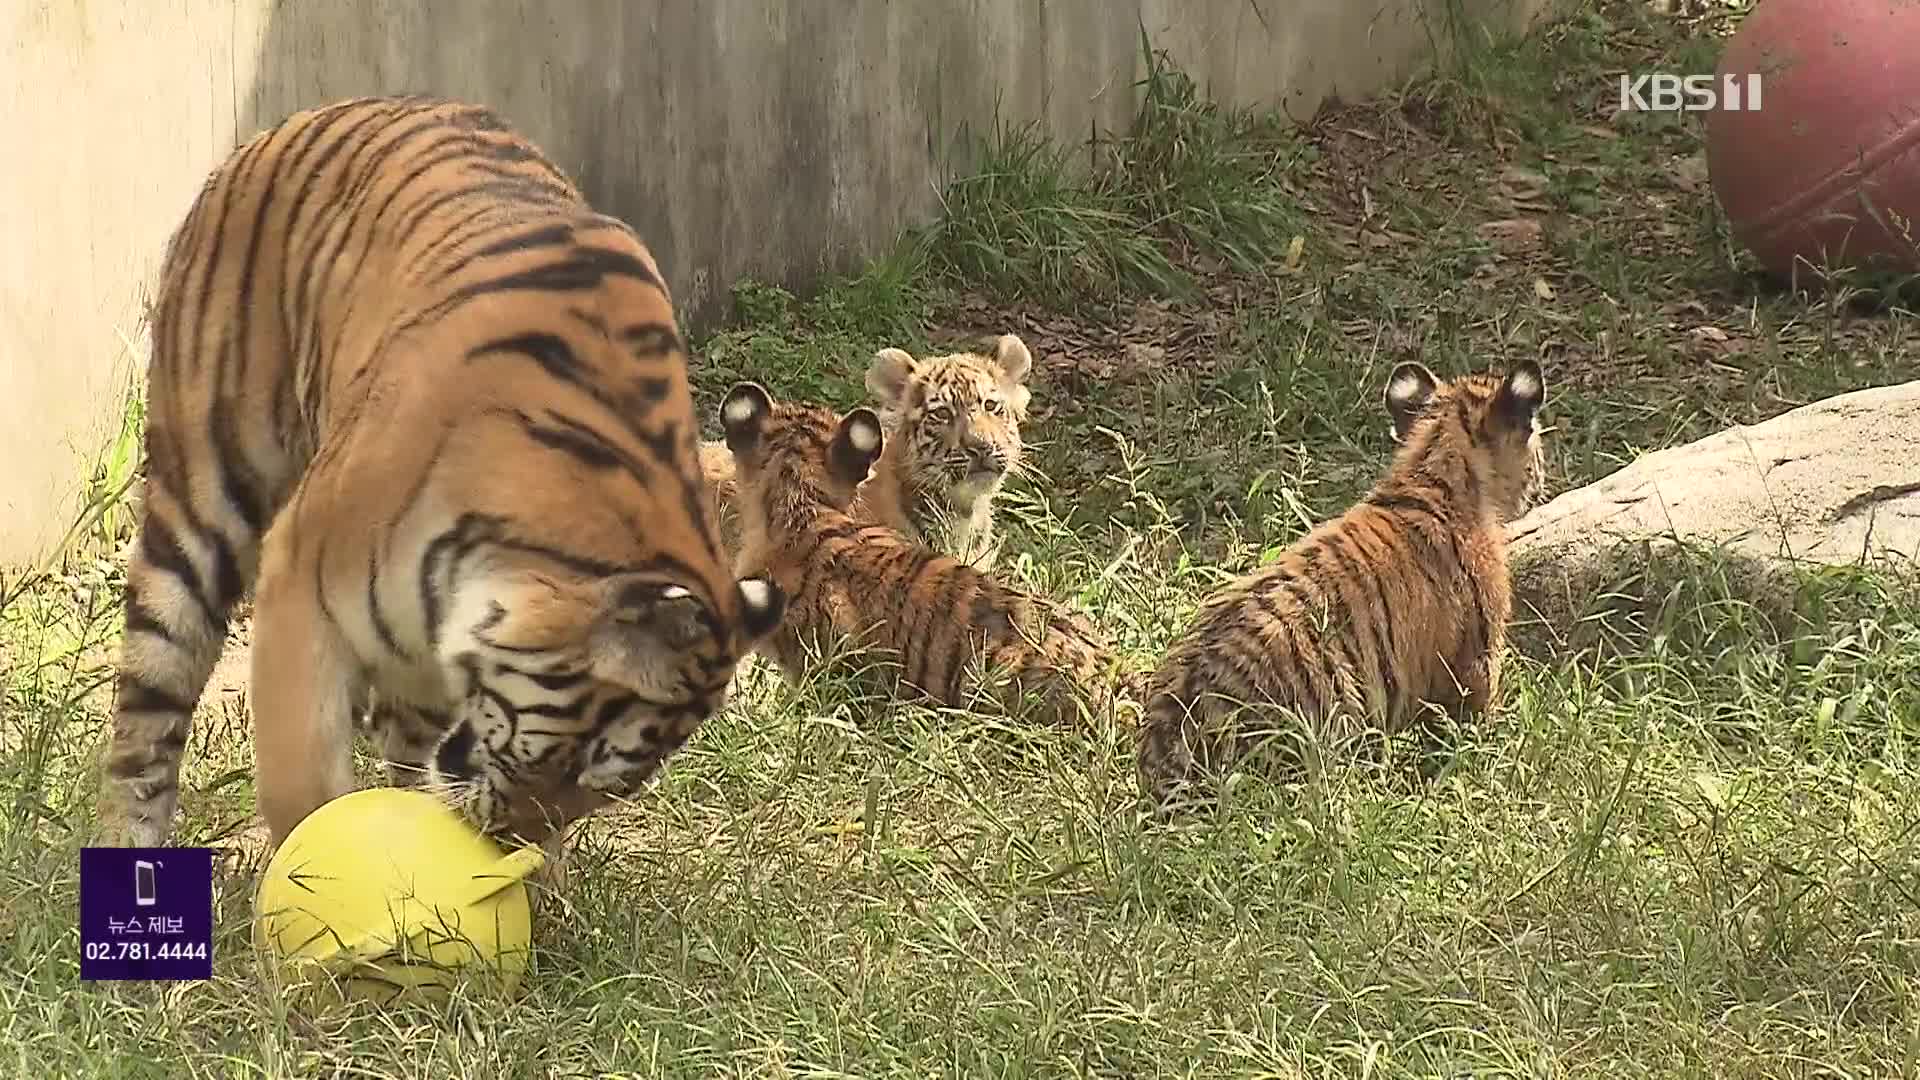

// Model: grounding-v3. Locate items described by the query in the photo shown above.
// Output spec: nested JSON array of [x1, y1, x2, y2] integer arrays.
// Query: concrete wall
[[1, 0, 1553, 567]]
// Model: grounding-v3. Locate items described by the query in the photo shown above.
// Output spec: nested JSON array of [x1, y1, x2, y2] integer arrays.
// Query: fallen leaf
[[1668, 152, 1710, 193], [1283, 234, 1306, 273], [1692, 772, 1729, 813], [1687, 324, 1746, 358], [1478, 218, 1544, 250], [1499, 165, 1550, 196]]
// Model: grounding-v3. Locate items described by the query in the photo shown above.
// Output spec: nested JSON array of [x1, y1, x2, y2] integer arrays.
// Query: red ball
[[1705, 0, 1920, 278]]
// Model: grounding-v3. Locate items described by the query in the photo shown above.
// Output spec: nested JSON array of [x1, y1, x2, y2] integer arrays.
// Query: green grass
[[5, 1, 1920, 1075], [916, 34, 1311, 310]]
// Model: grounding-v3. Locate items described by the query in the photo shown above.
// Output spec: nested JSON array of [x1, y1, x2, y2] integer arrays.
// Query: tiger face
[[422, 567, 783, 847], [865, 335, 1032, 512], [1385, 359, 1549, 521]]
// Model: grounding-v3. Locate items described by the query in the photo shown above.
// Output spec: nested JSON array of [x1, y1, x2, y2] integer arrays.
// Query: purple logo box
[[79, 847, 214, 981]]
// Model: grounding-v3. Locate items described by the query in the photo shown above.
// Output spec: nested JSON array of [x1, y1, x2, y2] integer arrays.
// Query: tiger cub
[[718, 381, 1113, 726], [854, 334, 1034, 569], [699, 334, 1035, 570], [96, 96, 783, 854], [1137, 360, 1548, 812]]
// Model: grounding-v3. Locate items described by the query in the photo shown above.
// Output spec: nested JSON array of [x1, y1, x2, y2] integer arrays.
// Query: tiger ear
[[733, 576, 785, 641], [828, 408, 884, 488], [1494, 359, 1545, 430], [720, 382, 773, 459], [992, 334, 1033, 384], [590, 578, 717, 694], [1384, 362, 1439, 441], [605, 579, 711, 648], [992, 334, 1033, 416], [865, 348, 918, 409]]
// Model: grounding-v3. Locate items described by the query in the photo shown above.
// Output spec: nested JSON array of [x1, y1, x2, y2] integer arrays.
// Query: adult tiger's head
[[718, 382, 884, 524], [1384, 358, 1549, 521], [423, 531, 784, 847], [864, 335, 1032, 511]]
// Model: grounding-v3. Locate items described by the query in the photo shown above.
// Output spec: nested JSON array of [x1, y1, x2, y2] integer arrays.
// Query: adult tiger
[[95, 96, 783, 854]]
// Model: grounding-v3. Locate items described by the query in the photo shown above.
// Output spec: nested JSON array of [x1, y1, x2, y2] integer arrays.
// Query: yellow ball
[[253, 787, 544, 1005]]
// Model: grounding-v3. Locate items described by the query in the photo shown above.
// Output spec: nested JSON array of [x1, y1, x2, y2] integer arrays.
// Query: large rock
[[1505, 380, 1919, 644]]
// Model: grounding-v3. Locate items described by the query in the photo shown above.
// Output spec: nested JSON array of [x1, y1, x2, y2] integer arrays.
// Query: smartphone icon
[[134, 860, 157, 907]]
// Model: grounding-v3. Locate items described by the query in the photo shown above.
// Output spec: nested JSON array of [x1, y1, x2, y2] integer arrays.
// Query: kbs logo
[[1617, 73, 1763, 113]]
